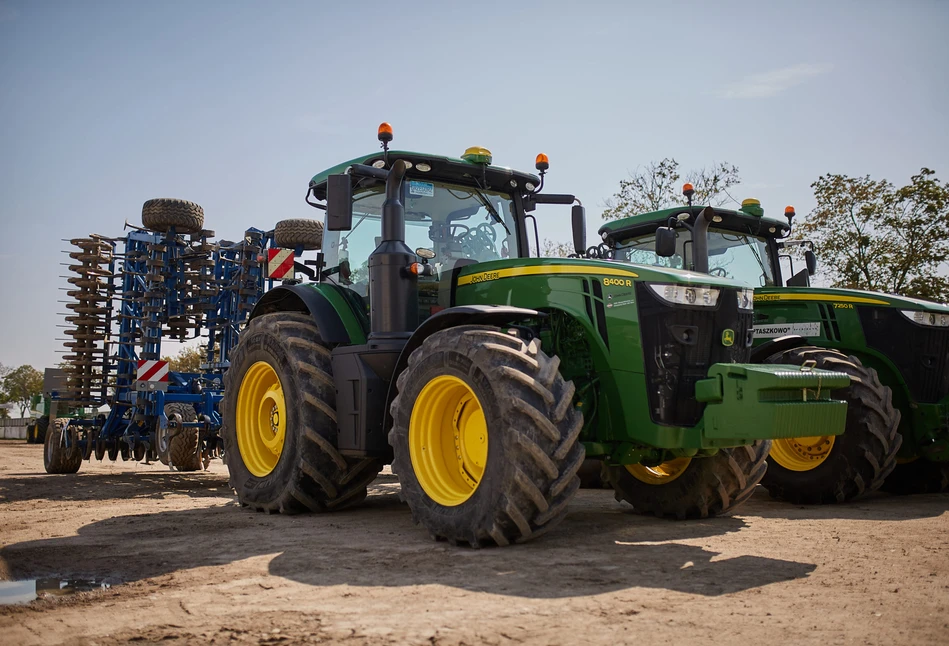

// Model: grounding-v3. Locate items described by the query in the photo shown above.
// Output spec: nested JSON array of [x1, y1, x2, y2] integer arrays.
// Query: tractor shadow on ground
[[2, 476, 814, 599], [738, 486, 949, 522], [0, 470, 231, 504]]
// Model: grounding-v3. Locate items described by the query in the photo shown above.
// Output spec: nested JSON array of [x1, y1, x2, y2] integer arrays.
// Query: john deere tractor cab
[[600, 185, 949, 502], [221, 124, 850, 546]]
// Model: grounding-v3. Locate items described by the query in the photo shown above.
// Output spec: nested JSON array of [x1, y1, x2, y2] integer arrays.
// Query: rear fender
[[248, 284, 366, 344]]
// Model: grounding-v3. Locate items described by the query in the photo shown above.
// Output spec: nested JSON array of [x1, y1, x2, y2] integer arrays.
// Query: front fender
[[750, 334, 810, 363], [383, 305, 542, 421]]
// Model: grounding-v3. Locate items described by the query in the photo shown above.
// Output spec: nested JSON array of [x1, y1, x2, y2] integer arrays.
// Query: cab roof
[[598, 205, 791, 242], [308, 150, 541, 201]]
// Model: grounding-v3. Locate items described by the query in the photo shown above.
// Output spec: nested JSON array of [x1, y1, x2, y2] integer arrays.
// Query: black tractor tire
[[761, 347, 901, 504], [881, 460, 949, 494], [44, 418, 82, 474], [222, 312, 383, 513], [159, 403, 197, 467], [33, 416, 49, 444], [607, 441, 771, 519], [274, 219, 323, 250], [141, 198, 205, 235], [389, 325, 585, 547]]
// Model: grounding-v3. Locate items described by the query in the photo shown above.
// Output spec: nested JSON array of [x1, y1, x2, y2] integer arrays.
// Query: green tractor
[[599, 187, 949, 503], [26, 369, 92, 444], [221, 124, 849, 546]]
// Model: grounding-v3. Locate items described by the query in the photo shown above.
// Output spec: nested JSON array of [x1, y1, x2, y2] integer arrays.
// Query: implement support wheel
[[44, 418, 82, 474]]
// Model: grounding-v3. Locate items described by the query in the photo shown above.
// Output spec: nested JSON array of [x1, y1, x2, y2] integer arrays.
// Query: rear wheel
[[606, 442, 770, 519], [33, 416, 49, 444], [44, 418, 82, 474], [389, 325, 585, 546], [762, 347, 901, 504], [881, 459, 949, 494], [222, 312, 383, 513]]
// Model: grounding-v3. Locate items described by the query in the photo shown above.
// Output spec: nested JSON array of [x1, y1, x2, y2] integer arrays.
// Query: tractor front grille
[[637, 284, 753, 427], [858, 307, 949, 403]]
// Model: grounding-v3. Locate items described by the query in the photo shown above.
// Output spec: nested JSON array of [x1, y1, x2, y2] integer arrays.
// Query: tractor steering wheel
[[475, 223, 497, 242], [709, 267, 729, 278]]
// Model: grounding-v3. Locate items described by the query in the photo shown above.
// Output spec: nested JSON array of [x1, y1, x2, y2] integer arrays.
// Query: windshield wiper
[[472, 189, 511, 236]]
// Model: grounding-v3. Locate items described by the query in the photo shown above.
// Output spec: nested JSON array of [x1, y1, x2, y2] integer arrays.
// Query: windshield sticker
[[408, 181, 434, 198], [753, 322, 822, 338]]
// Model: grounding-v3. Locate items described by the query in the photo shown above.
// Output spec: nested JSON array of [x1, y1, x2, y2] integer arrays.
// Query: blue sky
[[1, 0, 947, 369]]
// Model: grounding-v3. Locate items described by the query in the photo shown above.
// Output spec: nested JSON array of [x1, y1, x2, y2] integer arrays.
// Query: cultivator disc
[[60, 237, 115, 405]]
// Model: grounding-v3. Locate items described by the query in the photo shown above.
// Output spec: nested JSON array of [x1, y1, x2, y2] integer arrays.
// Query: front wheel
[[222, 312, 382, 514], [606, 442, 771, 519], [761, 347, 901, 504], [389, 325, 585, 547]]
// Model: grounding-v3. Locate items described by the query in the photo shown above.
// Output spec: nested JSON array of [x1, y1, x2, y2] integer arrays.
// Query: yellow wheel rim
[[409, 375, 488, 506], [626, 457, 692, 485], [235, 361, 287, 477], [770, 435, 835, 471]]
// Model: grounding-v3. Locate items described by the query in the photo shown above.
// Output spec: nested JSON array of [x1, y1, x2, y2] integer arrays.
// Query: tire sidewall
[[391, 344, 512, 536], [223, 327, 306, 506]]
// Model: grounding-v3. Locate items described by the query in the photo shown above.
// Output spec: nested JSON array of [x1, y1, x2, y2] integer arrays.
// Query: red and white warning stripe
[[267, 248, 295, 279], [136, 360, 169, 383]]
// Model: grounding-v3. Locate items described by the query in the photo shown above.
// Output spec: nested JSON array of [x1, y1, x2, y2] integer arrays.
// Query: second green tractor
[[600, 188, 948, 503]]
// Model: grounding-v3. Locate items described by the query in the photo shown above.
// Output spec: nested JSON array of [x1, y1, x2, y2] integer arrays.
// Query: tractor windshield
[[321, 180, 517, 298], [614, 228, 777, 287]]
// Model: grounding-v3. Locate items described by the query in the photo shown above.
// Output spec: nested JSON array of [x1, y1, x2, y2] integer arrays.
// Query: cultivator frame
[[49, 201, 302, 472]]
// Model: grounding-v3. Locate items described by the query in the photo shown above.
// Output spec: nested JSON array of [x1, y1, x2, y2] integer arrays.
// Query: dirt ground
[[0, 441, 946, 645]]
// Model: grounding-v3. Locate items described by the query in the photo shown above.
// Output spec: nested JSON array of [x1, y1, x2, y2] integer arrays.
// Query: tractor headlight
[[899, 309, 949, 327], [736, 288, 755, 311], [648, 283, 721, 307]]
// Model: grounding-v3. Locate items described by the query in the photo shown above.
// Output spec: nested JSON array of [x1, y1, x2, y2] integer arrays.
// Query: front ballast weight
[[49, 197, 297, 474]]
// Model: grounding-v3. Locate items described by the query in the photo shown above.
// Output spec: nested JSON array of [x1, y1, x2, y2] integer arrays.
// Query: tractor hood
[[456, 257, 752, 291], [756, 286, 949, 315]]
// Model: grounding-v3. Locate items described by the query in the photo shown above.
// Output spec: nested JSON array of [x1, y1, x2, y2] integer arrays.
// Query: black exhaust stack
[[691, 206, 715, 274], [368, 160, 417, 340]]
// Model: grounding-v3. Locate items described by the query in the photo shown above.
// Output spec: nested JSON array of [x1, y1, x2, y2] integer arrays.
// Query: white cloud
[[717, 63, 833, 99]]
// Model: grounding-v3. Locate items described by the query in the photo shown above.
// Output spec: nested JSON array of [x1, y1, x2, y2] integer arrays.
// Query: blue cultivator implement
[[44, 198, 324, 474]]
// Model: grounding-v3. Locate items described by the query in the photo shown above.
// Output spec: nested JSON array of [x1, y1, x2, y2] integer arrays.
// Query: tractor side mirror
[[571, 204, 586, 255], [656, 227, 676, 257], [805, 249, 817, 276], [326, 174, 353, 231]]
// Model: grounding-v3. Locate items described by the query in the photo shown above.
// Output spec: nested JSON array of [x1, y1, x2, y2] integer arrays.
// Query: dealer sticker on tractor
[[752, 322, 822, 338], [408, 181, 434, 197]]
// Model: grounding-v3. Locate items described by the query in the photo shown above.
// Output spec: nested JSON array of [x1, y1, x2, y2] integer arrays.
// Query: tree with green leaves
[[163, 345, 207, 373], [0, 365, 43, 417], [602, 158, 741, 221], [798, 168, 949, 303]]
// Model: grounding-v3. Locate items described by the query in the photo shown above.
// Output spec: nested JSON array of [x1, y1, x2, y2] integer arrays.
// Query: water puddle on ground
[[0, 578, 111, 605]]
